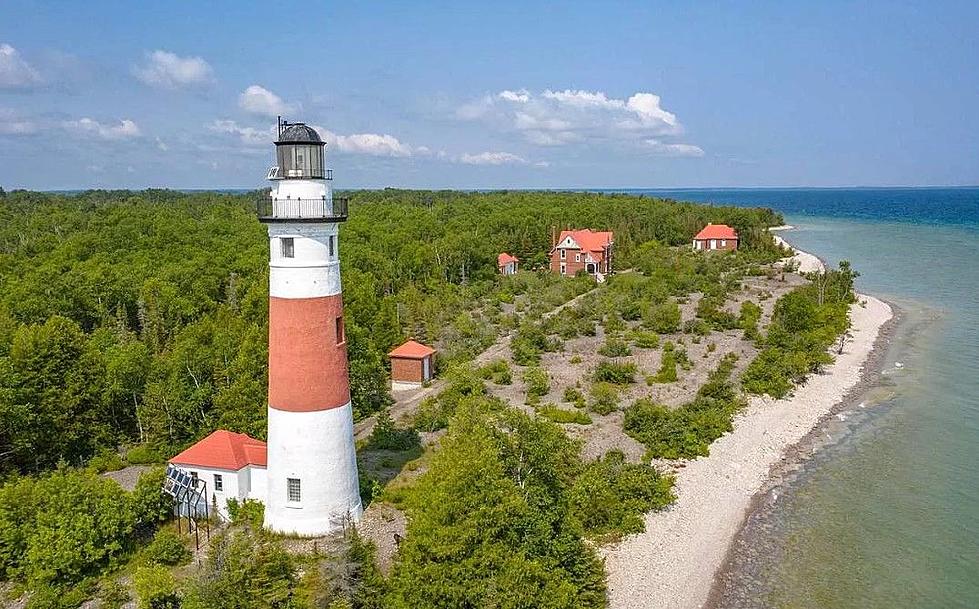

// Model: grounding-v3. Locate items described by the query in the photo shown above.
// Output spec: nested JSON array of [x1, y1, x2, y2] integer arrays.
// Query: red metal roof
[[694, 224, 738, 240], [169, 430, 267, 471], [553, 229, 614, 255], [498, 252, 519, 266], [389, 339, 436, 359]]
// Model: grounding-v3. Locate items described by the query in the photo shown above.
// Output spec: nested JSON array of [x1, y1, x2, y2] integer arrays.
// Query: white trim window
[[560, 249, 566, 260], [281, 237, 295, 258], [721, 239, 727, 247], [560, 262, 567, 275], [287, 478, 301, 502], [213, 474, 223, 492], [575, 253, 581, 262]]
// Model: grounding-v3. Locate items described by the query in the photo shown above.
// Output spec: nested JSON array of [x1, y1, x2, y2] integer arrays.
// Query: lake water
[[630, 188, 979, 608]]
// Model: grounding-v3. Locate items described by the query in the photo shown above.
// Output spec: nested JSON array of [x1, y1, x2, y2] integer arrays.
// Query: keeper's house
[[693, 224, 739, 251], [168, 430, 267, 520], [498, 252, 519, 275], [549, 229, 614, 281], [389, 339, 436, 390]]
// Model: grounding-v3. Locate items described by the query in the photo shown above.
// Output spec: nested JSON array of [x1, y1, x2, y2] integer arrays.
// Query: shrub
[[695, 295, 739, 330], [589, 382, 619, 415], [649, 349, 677, 384], [562, 386, 584, 403], [523, 367, 550, 399], [597, 338, 631, 357], [603, 316, 626, 334], [413, 365, 486, 431], [682, 318, 710, 336], [479, 359, 513, 385], [88, 450, 125, 473], [569, 450, 674, 538], [569, 354, 583, 364], [226, 498, 264, 530], [367, 411, 421, 451], [126, 445, 163, 465], [134, 564, 179, 609], [130, 467, 172, 529], [643, 301, 681, 333], [630, 331, 660, 349], [593, 361, 637, 385], [537, 404, 592, 425], [141, 529, 191, 566]]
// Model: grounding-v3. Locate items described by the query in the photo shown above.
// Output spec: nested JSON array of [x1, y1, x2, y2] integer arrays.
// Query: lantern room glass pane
[[276, 143, 325, 179]]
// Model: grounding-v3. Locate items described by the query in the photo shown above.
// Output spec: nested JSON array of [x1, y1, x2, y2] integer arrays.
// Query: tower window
[[287, 478, 301, 502], [281, 237, 295, 258], [328, 235, 335, 258], [336, 316, 345, 344], [213, 474, 223, 492]]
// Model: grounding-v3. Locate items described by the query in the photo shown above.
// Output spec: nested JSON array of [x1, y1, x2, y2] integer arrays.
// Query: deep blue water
[[620, 187, 979, 227]]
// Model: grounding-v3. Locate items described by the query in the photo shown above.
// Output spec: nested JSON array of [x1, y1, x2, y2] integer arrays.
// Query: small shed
[[498, 252, 519, 275], [693, 224, 738, 251], [389, 340, 436, 390]]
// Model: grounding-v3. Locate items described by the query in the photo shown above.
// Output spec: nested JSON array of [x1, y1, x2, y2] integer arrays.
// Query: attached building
[[549, 229, 614, 281], [693, 224, 739, 251], [498, 252, 519, 275], [168, 430, 268, 520], [389, 339, 436, 390]]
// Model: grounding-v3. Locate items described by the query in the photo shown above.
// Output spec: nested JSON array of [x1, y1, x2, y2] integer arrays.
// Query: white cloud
[[0, 43, 42, 89], [134, 50, 214, 89], [327, 131, 413, 157], [63, 118, 141, 140], [459, 151, 527, 166], [208, 119, 273, 145], [457, 88, 698, 153], [0, 107, 37, 134], [239, 85, 295, 118], [643, 139, 705, 157]]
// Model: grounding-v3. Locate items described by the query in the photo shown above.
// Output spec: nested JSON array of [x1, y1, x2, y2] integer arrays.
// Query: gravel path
[[601, 292, 892, 609]]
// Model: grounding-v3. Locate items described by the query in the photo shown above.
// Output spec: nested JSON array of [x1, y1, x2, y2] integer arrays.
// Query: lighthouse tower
[[259, 119, 361, 536]]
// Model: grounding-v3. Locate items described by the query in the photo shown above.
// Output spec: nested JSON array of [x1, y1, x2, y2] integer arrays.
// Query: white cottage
[[169, 430, 267, 520]]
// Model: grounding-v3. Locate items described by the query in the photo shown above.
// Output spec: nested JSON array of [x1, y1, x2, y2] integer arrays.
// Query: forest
[[0, 188, 802, 607]]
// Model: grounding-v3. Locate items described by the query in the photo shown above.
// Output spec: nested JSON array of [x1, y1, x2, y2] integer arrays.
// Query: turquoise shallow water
[[624, 189, 979, 608]]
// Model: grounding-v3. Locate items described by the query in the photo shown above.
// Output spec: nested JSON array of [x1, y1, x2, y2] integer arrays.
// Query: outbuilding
[[693, 224, 739, 251], [498, 252, 519, 275], [168, 429, 267, 520], [389, 339, 436, 390]]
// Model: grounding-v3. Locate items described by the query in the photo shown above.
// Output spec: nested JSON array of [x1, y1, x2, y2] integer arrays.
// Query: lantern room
[[274, 119, 326, 179]]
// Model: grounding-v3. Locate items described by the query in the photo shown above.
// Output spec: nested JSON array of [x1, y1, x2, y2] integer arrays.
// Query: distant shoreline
[[601, 234, 894, 609]]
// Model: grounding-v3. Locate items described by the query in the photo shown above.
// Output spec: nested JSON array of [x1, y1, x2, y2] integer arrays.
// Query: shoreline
[[705, 298, 902, 608], [601, 240, 894, 609]]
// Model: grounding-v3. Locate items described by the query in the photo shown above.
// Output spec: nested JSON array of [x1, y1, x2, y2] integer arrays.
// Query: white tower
[[260, 119, 362, 536]]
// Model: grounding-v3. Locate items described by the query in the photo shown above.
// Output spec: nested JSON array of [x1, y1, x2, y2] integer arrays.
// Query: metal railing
[[266, 167, 334, 181], [256, 197, 348, 222]]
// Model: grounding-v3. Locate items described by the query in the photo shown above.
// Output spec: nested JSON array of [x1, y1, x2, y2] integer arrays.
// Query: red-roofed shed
[[389, 340, 436, 389], [693, 224, 738, 251], [170, 429, 267, 471], [498, 252, 519, 275]]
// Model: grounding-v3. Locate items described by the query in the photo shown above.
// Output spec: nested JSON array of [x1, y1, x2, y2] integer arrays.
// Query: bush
[[597, 338, 631, 357], [648, 347, 678, 384], [523, 367, 550, 399], [226, 498, 264, 529], [367, 411, 421, 452], [643, 301, 681, 333], [134, 564, 179, 609], [413, 365, 487, 431], [562, 386, 585, 404], [88, 450, 125, 473], [479, 359, 512, 385], [593, 361, 636, 384], [130, 466, 172, 529], [569, 450, 674, 538], [569, 354, 583, 364], [141, 529, 191, 566], [589, 382, 619, 415], [126, 445, 163, 465], [630, 331, 660, 349], [537, 404, 592, 425]]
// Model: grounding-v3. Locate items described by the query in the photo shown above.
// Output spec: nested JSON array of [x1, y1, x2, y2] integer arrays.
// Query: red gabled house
[[549, 229, 614, 281], [693, 223, 739, 251]]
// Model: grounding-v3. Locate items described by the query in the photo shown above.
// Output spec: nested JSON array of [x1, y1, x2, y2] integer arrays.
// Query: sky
[[1, 0, 977, 190]]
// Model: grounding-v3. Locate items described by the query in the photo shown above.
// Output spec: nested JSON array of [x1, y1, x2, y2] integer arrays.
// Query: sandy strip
[[602, 291, 892, 608], [772, 232, 824, 274]]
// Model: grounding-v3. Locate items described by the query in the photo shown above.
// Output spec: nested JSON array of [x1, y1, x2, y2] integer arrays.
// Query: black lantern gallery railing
[[256, 197, 349, 223]]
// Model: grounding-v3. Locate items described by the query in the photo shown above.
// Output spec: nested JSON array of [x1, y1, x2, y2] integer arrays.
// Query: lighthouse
[[258, 118, 362, 536]]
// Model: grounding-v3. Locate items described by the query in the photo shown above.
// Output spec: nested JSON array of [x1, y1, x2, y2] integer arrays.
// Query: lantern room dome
[[276, 123, 323, 144]]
